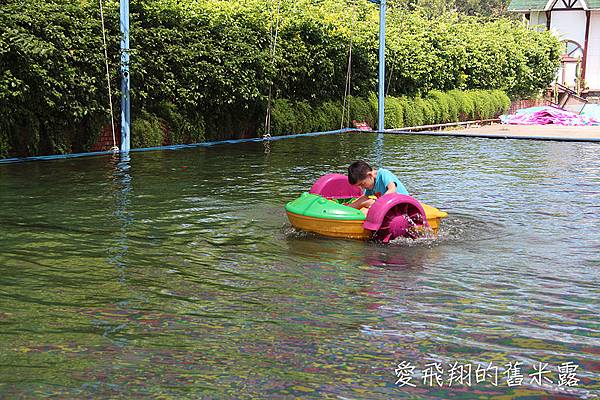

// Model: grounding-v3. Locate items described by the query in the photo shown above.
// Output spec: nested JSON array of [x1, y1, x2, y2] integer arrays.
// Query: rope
[[99, 0, 119, 152], [386, 11, 403, 96], [264, 0, 282, 139], [386, 49, 394, 96], [340, 32, 353, 129], [340, 3, 357, 129]]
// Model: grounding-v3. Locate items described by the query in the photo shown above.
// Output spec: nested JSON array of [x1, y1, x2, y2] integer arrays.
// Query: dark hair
[[348, 160, 372, 184]]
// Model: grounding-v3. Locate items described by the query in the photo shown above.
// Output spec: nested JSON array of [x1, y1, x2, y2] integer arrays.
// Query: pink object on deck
[[309, 173, 362, 199], [501, 107, 600, 126], [352, 120, 372, 131]]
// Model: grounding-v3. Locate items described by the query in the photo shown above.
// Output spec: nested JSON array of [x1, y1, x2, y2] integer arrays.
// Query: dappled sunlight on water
[[0, 133, 598, 398]]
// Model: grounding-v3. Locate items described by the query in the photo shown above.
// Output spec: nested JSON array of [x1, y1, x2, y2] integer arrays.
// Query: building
[[508, 0, 600, 95]]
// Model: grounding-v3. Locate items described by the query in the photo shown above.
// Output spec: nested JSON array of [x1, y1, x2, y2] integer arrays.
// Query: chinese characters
[[394, 361, 580, 388]]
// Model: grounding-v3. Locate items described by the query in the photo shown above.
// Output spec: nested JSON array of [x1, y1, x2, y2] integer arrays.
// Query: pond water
[[0, 133, 599, 398]]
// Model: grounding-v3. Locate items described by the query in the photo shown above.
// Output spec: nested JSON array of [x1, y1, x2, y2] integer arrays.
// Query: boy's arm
[[384, 182, 397, 195], [348, 195, 370, 209], [380, 169, 409, 195]]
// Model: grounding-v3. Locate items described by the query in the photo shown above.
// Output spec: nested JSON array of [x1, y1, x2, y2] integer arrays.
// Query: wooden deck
[[386, 123, 600, 142]]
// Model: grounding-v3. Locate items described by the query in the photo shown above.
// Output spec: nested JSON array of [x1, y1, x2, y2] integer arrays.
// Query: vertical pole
[[377, 0, 386, 132], [120, 0, 130, 153], [582, 11, 590, 87]]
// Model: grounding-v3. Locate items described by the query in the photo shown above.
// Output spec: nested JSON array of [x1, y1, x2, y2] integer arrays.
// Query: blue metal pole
[[120, 0, 130, 153], [377, 0, 386, 132]]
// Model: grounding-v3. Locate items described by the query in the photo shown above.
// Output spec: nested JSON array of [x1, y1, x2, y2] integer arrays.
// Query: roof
[[508, 0, 547, 10], [508, 0, 600, 11]]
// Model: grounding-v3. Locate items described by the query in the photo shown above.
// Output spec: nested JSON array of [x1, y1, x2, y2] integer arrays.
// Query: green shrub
[[384, 96, 404, 129], [266, 88, 511, 132], [270, 99, 296, 135], [467, 89, 511, 119], [493, 89, 512, 114], [131, 109, 164, 148], [445, 93, 460, 122], [426, 96, 442, 124], [319, 101, 343, 131], [400, 97, 423, 127], [367, 92, 379, 127], [415, 97, 435, 126], [152, 101, 205, 145], [347, 96, 373, 127], [311, 103, 330, 132], [448, 90, 470, 121], [295, 101, 314, 133], [461, 91, 477, 120], [427, 90, 451, 123], [477, 90, 495, 119], [0, 120, 9, 157]]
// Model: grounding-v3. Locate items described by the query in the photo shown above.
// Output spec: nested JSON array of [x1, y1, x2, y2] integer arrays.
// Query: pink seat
[[309, 173, 362, 199]]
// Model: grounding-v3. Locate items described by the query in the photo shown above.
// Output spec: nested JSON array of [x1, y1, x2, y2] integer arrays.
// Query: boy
[[347, 160, 409, 209]]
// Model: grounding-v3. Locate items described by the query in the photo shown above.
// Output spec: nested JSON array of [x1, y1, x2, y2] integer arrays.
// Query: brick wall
[[91, 124, 120, 152], [91, 123, 173, 151], [507, 98, 551, 115]]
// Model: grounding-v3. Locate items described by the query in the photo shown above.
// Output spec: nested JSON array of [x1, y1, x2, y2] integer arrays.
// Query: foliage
[[131, 109, 164, 148], [0, 0, 112, 156], [384, 11, 561, 99], [268, 89, 511, 134], [0, 0, 559, 157], [392, 0, 510, 17], [151, 101, 205, 145]]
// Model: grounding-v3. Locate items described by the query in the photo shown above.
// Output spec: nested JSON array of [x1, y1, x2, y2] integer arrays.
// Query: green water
[[1, 133, 598, 399]]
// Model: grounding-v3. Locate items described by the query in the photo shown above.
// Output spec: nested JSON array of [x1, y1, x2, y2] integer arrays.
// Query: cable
[[341, 1, 357, 129], [264, 0, 282, 138], [99, 0, 119, 152]]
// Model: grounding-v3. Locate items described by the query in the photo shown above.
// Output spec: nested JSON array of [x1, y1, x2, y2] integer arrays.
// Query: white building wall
[[561, 62, 579, 87], [585, 11, 600, 90], [550, 10, 587, 88], [550, 10, 587, 45]]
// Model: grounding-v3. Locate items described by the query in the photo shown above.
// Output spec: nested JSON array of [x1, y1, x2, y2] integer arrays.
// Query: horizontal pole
[[385, 119, 500, 132]]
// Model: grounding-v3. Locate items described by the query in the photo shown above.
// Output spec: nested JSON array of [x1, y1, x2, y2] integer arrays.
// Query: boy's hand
[[362, 198, 375, 208], [348, 195, 375, 209]]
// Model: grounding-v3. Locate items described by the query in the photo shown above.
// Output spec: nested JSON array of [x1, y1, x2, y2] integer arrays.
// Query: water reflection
[[375, 132, 384, 168], [363, 243, 439, 270], [110, 154, 133, 284]]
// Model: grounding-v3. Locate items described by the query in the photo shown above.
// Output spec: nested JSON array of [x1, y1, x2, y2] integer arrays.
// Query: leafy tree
[[391, 0, 509, 16], [0, 0, 560, 157]]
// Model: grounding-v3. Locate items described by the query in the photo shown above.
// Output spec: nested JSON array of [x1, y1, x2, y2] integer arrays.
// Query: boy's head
[[348, 160, 376, 190]]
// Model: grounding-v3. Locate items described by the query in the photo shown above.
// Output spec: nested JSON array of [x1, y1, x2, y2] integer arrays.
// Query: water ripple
[[0, 134, 598, 398]]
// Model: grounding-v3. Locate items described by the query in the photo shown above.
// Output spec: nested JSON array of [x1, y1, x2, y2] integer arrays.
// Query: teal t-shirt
[[365, 168, 409, 197]]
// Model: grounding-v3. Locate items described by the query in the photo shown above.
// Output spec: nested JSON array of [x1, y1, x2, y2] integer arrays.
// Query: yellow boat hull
[[286, 211, 372, 239], [287, 202, 447, 239], [420, 203, 448, 235]]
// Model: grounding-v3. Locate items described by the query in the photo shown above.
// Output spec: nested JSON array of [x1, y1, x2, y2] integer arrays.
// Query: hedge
[[268, 89, 511, 135], [0, 0, 559, 157]]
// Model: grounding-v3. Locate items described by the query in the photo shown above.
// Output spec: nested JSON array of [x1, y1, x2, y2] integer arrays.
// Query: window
[[562, 40, 584, 59]]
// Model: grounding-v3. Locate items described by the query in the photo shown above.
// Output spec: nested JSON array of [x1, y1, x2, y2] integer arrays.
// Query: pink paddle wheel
[[363, 194, 429, 242]]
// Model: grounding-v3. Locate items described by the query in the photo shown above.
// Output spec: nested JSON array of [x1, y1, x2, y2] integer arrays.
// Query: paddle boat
[[285, 174, 447, 242]]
